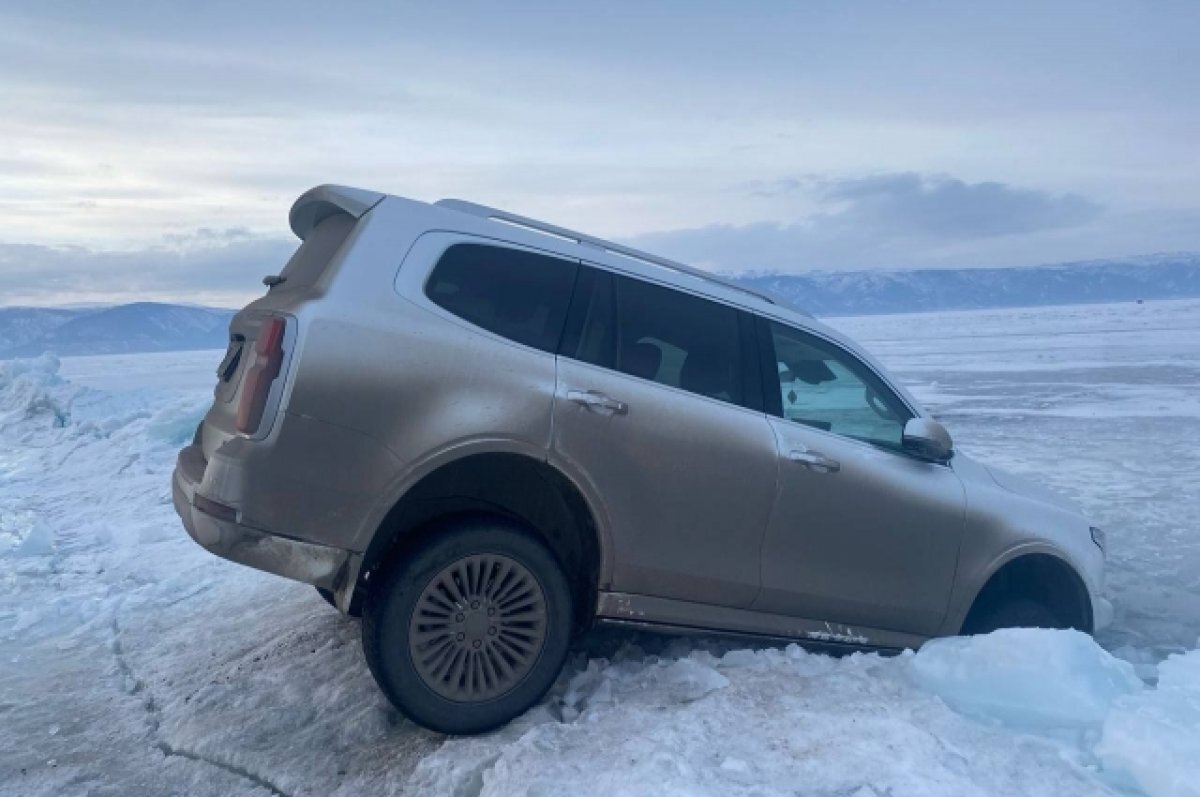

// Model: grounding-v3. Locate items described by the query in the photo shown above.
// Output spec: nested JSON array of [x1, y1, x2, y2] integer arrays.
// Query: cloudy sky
[[2, 1, 1199, 306]]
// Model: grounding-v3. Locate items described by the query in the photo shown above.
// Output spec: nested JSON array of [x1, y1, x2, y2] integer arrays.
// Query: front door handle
[[565, 389, 628, 415], [788, 448, 841, 473]]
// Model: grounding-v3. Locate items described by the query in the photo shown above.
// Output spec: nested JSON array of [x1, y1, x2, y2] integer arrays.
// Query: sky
[[2, 1, 1199, 306]]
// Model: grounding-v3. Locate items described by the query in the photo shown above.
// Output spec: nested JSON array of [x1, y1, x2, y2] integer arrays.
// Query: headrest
[[623, 341, 662, 381]]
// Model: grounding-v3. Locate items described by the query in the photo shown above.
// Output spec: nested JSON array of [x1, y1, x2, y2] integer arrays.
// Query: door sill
[[595, 591, 928, 651]]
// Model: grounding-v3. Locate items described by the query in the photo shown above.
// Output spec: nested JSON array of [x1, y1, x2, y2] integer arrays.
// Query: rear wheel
[[966, 598, 1063, 634], [361, 518, 572, 735]]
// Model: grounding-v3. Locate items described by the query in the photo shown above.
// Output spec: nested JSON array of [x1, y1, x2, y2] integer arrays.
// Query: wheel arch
[[354, 450, 606, 631], [958, 548, 1094, 634]]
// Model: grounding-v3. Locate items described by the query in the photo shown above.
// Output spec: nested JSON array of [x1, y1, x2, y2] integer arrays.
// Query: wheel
[[315, 587, 363, 618], [361, 518, 573, 735], [966, 598, 1062, 634]]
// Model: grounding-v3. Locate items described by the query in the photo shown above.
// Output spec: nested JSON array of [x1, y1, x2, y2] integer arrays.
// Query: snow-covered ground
[[2, 299, 1198, 796]]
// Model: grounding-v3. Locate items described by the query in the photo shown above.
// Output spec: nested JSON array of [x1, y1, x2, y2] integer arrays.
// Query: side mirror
[[903, 418, 954, 463]]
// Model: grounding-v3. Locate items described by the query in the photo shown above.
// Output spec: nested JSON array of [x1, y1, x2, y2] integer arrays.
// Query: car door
[[753, 317, 966, 636], [550, 267, 778, 608]]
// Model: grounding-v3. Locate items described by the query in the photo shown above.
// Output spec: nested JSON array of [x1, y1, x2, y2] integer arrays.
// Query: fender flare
[[346, 438, 614, 601], [946, 541, 1093, 634]]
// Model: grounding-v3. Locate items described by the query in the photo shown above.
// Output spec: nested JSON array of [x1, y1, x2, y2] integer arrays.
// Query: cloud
[[631, 173, 1107, 271], [2, 174, 1194, 307], [811, 173, 1102, 238], [0, 232, 295, 307]]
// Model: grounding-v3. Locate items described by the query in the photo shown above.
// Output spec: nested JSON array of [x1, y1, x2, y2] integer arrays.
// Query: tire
[[968, 598, 1062, 634], [361, 518, 573, 735], [315, 587, 363, 618]]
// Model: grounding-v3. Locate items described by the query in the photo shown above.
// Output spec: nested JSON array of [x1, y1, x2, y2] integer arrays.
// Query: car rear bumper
[[172, 443, 353, 591]]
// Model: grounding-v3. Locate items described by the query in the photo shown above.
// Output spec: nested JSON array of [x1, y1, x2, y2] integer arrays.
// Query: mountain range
[[735, 252, 1200, 317], [0, 303, 235, 358], [2, 253, 1198, 358]]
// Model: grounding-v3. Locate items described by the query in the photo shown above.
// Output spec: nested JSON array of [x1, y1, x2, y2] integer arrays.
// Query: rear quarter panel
[[282, 221, 565, 552]]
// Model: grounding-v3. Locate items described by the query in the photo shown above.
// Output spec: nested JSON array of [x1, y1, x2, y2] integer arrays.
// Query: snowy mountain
[[0, 306, 91, 353], [735, 252, 1200, 316], [0, 302, 234, 358]]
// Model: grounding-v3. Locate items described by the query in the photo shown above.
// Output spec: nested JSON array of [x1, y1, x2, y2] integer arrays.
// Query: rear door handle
[[788, 447, 841, 473], [565, 389, 628, 415]]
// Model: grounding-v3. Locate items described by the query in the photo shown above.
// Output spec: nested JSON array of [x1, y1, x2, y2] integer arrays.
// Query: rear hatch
[[196, 188, 379, 458]]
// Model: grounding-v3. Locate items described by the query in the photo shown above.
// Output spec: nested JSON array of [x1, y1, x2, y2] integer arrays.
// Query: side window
[[425, 243, 578, 353], [564, 270, 748, 408], [764, 319, 911, 451]]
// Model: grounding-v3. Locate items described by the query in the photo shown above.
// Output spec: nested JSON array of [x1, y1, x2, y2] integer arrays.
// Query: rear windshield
[[425, 243, 578, 353], [275, 213, 357, 290]]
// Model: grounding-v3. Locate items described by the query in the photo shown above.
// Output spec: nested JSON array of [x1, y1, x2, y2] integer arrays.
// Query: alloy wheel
[[408, 553, 548, 702]]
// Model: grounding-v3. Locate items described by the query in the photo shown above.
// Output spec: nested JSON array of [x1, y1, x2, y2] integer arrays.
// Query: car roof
[[290, 183, 927, 416], [290, 183, 813, 318]]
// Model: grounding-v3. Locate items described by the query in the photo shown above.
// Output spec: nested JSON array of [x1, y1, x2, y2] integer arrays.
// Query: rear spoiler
[[289, 184, 386, 240]]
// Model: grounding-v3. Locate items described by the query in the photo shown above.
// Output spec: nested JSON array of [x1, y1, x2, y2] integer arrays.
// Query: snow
[[3, 298, 1199, 796], [411, 638, 1194, 797]]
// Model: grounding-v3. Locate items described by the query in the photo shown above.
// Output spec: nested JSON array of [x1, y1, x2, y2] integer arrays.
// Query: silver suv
[[173, 184, 1111, 734]]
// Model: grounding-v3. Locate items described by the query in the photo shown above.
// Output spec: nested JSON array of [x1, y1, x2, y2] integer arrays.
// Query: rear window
[[425, 243, 578, 353]]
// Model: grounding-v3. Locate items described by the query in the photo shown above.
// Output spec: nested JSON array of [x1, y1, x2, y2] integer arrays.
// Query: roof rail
[[436, 198, 777, 307]]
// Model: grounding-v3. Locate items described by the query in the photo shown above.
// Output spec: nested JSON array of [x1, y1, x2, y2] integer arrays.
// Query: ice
[[0, 353, 75, 429], [56, 348, 224, 393], [832, 298, 1200, 656], [13, 521, 54, 558], [413, 638, 1136, 797], [1110, 644, 1163, 682], [144, 397, 210, 445], [910, 628, 1144, 728], [411, 633, 1200, 797], [2, 298, 1199, 795], [1097, 649, 1200, 797], [658, 656, 731, 703]]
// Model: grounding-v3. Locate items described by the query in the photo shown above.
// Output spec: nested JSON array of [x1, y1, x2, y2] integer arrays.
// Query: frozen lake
[[57, 349, 225, 393], [2, 299, 1198, 796]]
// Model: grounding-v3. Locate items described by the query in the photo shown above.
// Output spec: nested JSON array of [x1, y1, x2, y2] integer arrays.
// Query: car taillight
[[236, 316, 286, 434]]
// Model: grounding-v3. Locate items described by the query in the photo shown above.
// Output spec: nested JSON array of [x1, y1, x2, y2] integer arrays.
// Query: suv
[[173, 184, 1111, 734]]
